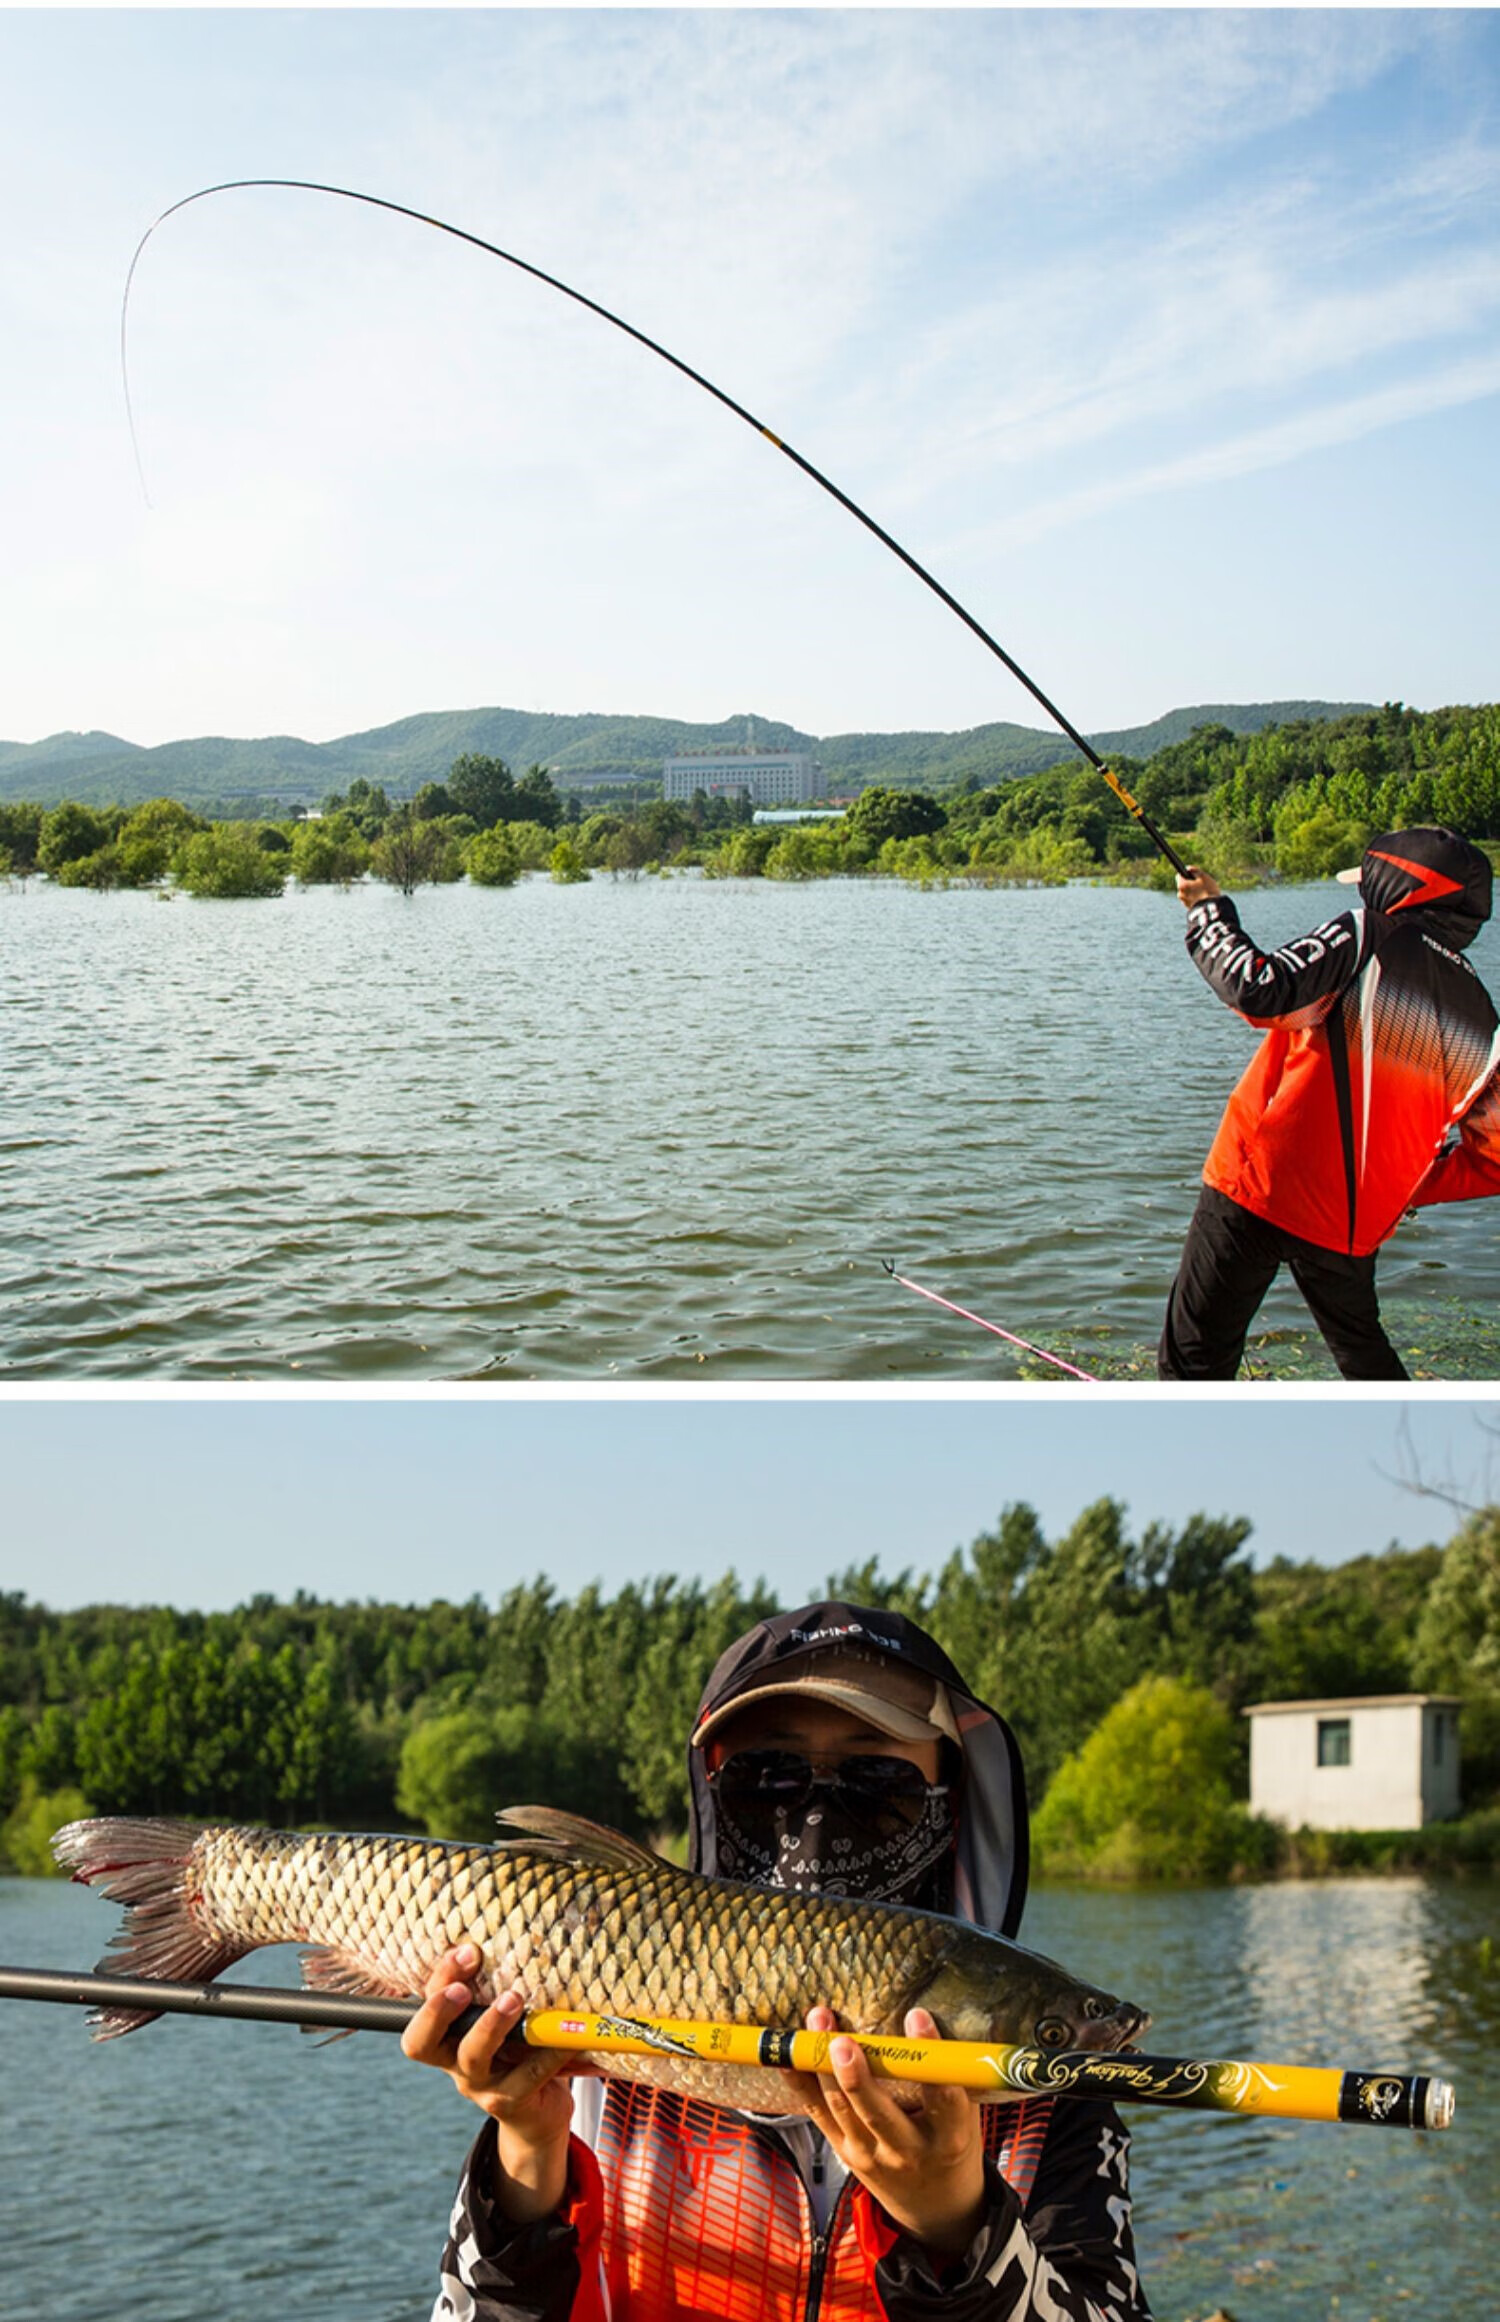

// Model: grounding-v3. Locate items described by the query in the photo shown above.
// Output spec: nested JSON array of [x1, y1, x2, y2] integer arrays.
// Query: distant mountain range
[[0, 700, 1378, 810]]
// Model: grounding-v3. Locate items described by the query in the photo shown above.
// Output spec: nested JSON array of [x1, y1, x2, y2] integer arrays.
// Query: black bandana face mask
[[710, 1750, 960, 1908]]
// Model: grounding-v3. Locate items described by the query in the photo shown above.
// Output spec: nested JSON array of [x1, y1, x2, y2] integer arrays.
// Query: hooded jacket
[[428, 1604, 1150, 2322], [1183, 828, 1500, 1254]]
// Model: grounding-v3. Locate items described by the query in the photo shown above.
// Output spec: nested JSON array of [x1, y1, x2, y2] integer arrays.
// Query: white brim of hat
[[1335, 865, 1364, 884]]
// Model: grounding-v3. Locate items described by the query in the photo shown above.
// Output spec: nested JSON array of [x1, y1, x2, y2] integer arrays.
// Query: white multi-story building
[[1245, 1694, 1461, 1831], [663, 752, 820, 806]]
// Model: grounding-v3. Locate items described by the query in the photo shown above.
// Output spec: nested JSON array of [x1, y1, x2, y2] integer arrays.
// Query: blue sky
[[1, 1396, 1486, 1610], [2, 9, 1499, 749]]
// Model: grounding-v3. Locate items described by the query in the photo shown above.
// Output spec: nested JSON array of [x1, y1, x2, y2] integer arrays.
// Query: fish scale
[[53, 1808, 1147, 2113]]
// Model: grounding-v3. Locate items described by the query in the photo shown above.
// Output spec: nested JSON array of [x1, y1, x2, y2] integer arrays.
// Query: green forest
[[4, 1497, 1497, 1883], [2, 705, 1497, 896]]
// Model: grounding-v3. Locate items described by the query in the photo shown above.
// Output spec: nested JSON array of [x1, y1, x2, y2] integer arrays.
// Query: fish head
[[911, 1927, 1149, 2055]]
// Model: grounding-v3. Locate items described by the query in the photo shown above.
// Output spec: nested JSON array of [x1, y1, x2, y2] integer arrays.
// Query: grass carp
[[54, 1807, 1148, 2110]]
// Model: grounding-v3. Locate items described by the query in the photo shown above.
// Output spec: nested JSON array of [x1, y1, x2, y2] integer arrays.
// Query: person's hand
[[789, 2005, 988, 2259], [1176, 866, 1222, 909], [401, 1946, 578, 2221]]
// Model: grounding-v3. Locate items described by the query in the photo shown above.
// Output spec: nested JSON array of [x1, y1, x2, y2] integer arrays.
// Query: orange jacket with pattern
[[1185, 894, 1500, 1255], [433, 2079, 1148, 2322]]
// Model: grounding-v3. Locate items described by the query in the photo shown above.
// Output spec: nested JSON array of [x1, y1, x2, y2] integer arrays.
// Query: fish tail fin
[[51, 1816, 252, 2039]]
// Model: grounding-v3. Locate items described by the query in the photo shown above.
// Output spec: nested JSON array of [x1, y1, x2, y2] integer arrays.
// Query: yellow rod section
[[520, 2007, 1454, 2131]]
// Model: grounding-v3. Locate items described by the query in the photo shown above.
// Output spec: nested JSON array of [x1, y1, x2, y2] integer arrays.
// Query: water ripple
[[4, 876, 1499, 1378]]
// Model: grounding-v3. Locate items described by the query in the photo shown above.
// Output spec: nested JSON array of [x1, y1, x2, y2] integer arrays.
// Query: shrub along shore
[[3, 704, 1499, 896], [4, 1497, 1496, 1882]]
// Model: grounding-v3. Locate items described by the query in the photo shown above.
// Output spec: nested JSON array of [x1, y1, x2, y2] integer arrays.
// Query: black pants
[[1158, 1187, 1409, 1381]]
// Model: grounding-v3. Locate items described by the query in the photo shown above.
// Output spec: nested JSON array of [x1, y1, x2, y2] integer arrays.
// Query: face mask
[[710, 1749, 959, 1907]]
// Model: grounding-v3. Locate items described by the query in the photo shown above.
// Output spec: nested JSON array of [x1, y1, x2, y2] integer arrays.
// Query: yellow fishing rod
[[517, 2006, 1453, 2130], [0, 1968, 1454, 2130], [121, 177, 1191, 877]]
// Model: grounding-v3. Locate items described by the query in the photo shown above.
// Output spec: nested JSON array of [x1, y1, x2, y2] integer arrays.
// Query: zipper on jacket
[[802, 2176, 853, 2322], [804, 2229, 829, 2322], [763, 2117, 847, 2322]]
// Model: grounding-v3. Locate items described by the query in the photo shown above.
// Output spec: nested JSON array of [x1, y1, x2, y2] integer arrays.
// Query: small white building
[[1245, 1694, 1461, 1831]]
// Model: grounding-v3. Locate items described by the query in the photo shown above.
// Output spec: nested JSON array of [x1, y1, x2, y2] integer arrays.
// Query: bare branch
[[1375, 1410, 1494, 1516]]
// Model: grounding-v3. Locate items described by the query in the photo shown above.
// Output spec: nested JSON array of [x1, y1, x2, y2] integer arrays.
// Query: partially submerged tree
[[465, 824, 521, 887], [291, 812, 369, 886], [173, 824, 287, 899], [370, 810, 464, 894]]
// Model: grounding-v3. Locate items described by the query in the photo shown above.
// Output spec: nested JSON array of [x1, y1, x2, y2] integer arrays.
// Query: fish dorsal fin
[[495, 1806, 662, 1872]]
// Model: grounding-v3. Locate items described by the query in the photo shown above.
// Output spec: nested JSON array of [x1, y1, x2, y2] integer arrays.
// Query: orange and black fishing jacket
[[1185, 833, 1500, 1256], [433, 2079, 1143, 2322], [428, 1603, 1148, 2322]]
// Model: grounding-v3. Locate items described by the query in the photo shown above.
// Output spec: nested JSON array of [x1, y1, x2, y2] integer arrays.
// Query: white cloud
[[2, 9, 1498, 738], [972, 349, 1500, 552], [817, 110, 1500, 558]]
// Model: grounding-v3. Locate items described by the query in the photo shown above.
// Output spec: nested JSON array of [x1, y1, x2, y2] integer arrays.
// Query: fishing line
[[119, 176, 1189, 875], [881, 1260, 1098, 1381]]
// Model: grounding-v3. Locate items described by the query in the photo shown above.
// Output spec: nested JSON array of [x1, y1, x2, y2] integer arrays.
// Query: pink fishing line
[[889, 1270, 1098, 1382]]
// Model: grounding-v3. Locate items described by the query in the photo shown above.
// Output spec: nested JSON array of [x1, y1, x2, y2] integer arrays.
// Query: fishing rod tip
[[879, 1257, 896, 1276]]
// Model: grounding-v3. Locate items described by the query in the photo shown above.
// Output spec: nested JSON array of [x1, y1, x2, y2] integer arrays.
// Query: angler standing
[[404, 1601, 1150, 2320], [1160, 825, 1500, 1380]]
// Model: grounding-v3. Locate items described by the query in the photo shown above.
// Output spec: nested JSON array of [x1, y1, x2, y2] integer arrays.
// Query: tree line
[[5, 706, 1496, 900], [936, 701, 1500, 887], [778, 703, 1500, 889], [0, 752, 753, 899], [3, 1498, 1495, 1876]]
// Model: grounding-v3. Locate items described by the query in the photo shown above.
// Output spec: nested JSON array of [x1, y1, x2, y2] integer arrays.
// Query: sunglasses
[[709, 1749, 947, 1835]]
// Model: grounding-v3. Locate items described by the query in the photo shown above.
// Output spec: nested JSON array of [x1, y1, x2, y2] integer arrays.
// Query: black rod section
[[0, 1964, 472, 2037]]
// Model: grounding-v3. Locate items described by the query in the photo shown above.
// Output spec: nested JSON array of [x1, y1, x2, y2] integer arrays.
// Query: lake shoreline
[[10, 1823, 1499, 1885]]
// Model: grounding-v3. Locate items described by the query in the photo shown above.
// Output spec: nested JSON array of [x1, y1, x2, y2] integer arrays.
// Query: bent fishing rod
[[121, 177, 1189, 879], [0, 1966, 1454, 2131]]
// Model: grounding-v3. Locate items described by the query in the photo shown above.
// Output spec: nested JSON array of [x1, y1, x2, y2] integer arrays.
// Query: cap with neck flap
[[687, 1601, 1030, 1939], [1337, 826, 1492, 949]]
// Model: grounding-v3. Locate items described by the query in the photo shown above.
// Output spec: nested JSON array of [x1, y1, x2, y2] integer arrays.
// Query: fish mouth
[[1074, 2002, 1151, 2054]]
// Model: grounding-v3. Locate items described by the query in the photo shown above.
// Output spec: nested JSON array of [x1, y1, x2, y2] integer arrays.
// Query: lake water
[[4, 873, 1499, 1379], [1, 1873, 1494, 2321]]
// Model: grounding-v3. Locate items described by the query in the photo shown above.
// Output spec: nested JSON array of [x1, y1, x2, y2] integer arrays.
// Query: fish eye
[[1034, 2016, 1071, 2050]]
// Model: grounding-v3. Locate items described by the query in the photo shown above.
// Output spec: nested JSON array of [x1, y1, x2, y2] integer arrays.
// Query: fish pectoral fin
[[299, 1947, 408, 2000], [874, 1950, 967, 2037], [494, 1806, 660, 1872]]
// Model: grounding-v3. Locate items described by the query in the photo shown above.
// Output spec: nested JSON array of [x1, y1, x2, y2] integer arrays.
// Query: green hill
[[0, 699, 1377, 810], [0, 729, 145, 776], [1089, 701, 1377, 757]]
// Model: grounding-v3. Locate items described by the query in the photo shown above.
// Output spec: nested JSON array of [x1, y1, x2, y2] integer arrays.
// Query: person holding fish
[[404, 1602, 1151, 2322], [1162, 824, 1500, 1380]]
